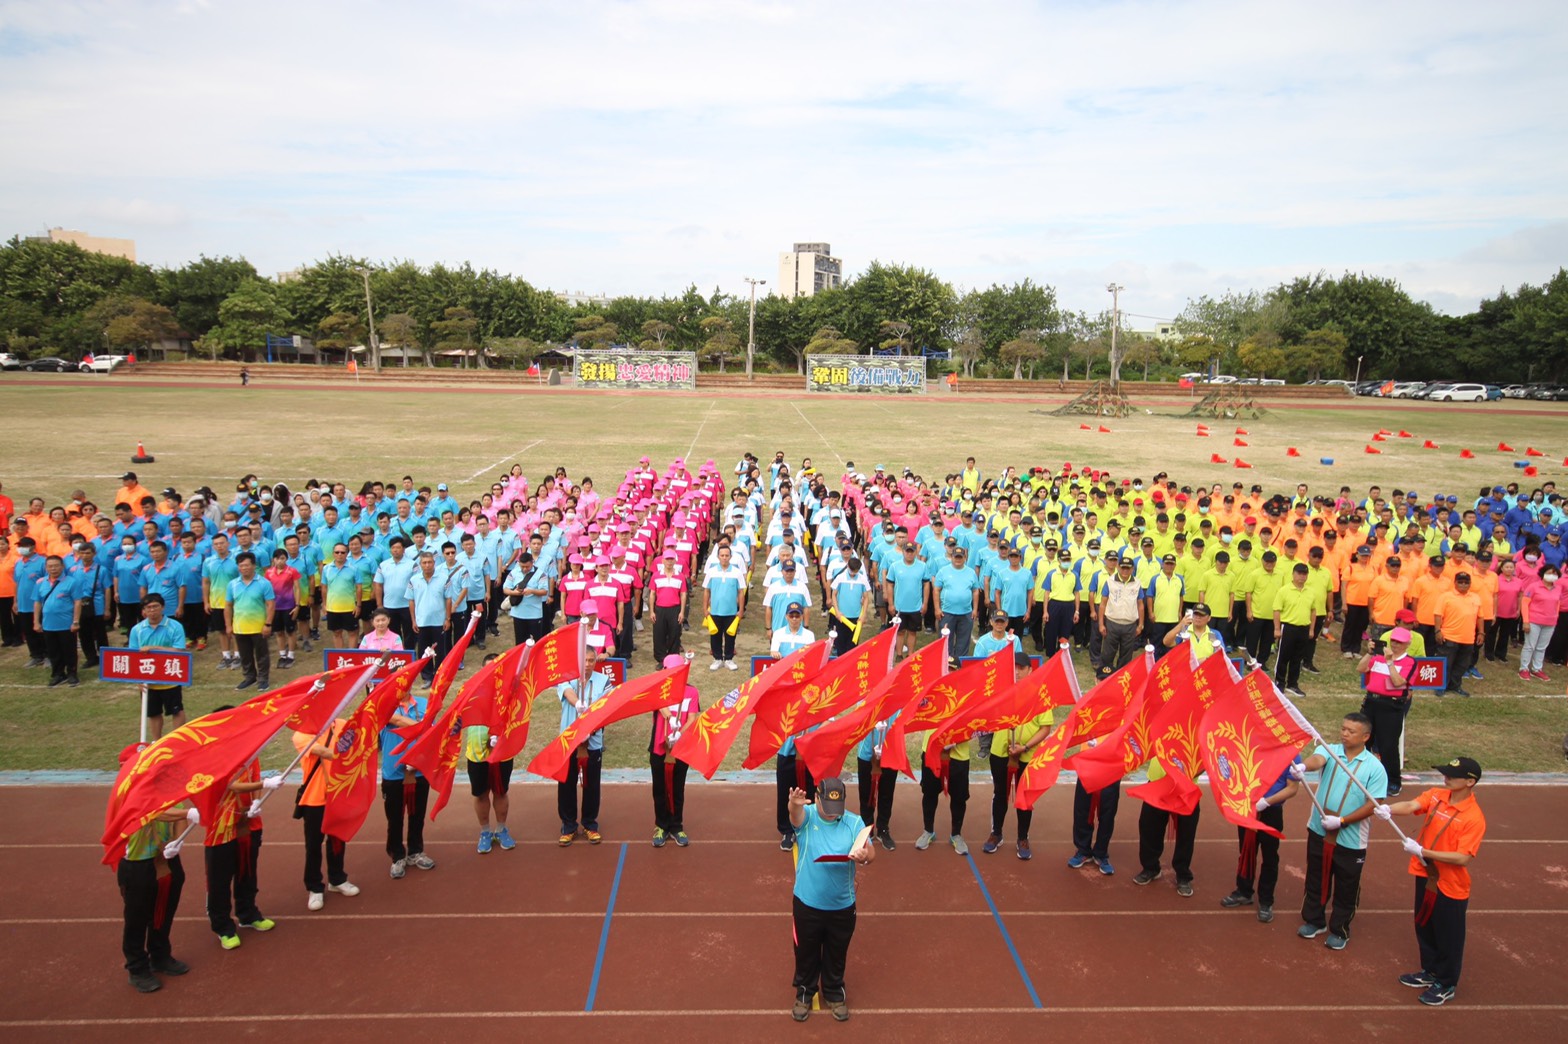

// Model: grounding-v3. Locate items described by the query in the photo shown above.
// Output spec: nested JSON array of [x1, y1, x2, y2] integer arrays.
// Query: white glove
[[1373, 803, 1393, 821], [185, 807, 201, 825], [1287, 763, 1306, 782], [1321, 815, 1342, 831], [668, 730, 681, 744], [162, 840, 182, 859], [489, 735, 499, 748], [1402, 837, 1424, 857], [261, 775, 283, 791], [246, 799, 262, 818], [1254, 797, 1271, 813]]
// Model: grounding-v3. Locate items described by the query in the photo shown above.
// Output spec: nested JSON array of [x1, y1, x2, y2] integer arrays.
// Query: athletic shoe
[[478, 831, 493, 854], [877, 831, 896, 851], [309, 629, 321, 641], [240, 918, 274, 931], [276, 656, 289, 670], [256, 682, 269, 692], [1302, 665, 1321, 675], [914, 830, 934, 851], [724, 660, 738, 671], [1532, 670, 1550, 681], [67, 676, 79, 687], [390, 859, 406, 878], [951, 835, 970, 856], [1221, 890, 1254, 908], [1451, 688, 1473, 698], [1419, 985, 1455, 1006], [216, 658, 231, 671], [47, 676, 65, 688], [1520, 669, 1532, 681], [1465, 668, 1482, 680], [1400, 971, 1439, 989], [1288, 685, 1307, 697], [196, 640, 208, 652], [830, 1000, 849, 1022], [1067, 853, 1090, 869], [559, 832, 574, 847], [652, 828, 667, 848], [129, 971, 162, 993], [235, 679, 254, 690], [150, 957, 188, 975], [409, 852, 436, 870], [634, 618, 645, 632], [792, 997, 810, 1022], [779, 832, 794, 851], [1133, 869, 1161, 885], [1324, 933, 1348, 950], [709, 660, 722, 671], [307, 892, 325, 911], [1096, 858, 1116, 876], [584, 829, 602, 845], [1176, 880, 1194, 898], [1387, 784, 1403, 797], [982, 833, 1002, 854], [219, 934, 241, 951], [1297, 923, 1326, 939], [1342, 651, 1357, 659], [1257, 904, 1275, 923], [327, 881, 360, 896], [495, 827, 515, 851], [24, 658, 44, 668], [674, 831, 690, 847], [1016, 839, 1032, 861]]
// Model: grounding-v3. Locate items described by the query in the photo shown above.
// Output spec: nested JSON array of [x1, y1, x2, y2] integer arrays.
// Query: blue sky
[[2, 0, 1565, 323]]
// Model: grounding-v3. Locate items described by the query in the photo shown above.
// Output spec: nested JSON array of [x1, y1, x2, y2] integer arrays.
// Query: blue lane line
[[966, 853, 1043, 1009], [585, 842, 628, 1012]]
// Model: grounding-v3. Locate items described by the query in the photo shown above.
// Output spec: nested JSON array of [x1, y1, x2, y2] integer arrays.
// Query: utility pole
[[358, 266, 380, 372], [1106, 283, 1124, 386], [744, 277, 765, 380]]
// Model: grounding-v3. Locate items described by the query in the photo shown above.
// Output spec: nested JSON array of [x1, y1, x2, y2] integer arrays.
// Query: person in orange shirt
[[0, 532, 19, 647], [0, 481, 13, 532], [1407, 557, 1452, 650], [1374, 756, 1486, 1006], [1465, 552, 1498, 684], [1433, 574, 1483, 697], [1340, 545, 1378, 654], [21, 498, 49, 539], [115, 473, 155, 517], [292, 721, 361, 911]]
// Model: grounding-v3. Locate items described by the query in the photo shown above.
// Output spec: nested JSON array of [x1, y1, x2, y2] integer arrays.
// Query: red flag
[[923, 647, 1079, 773], [390, 610, 483, 753], [1202, 669, 1314, 838], [488, 623, 584, 763], [1014, 652, 1149, 809], [102, 682, 324, 864], [743, 627, 896, 769], [321, 654, 432, 843], [794, 633, 948, 780], [882, 642, 1008, 778], [284, 664, 381, 736], [1069, 646, 1185, 791], [1379, 380, 1395, 395], [528, 661, 692, 781], [672, 639, 832, 778], [1178, 378, 1194, 389], [400, 648, 520, 820], [1127, 648, 1240, 813]]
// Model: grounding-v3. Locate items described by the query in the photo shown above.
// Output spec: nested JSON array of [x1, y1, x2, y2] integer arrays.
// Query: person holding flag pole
[[649, 653, 699, 847], [557, 643, 611, 846]]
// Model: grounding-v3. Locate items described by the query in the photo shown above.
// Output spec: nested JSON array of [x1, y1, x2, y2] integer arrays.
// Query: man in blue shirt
[[35, 554, 81, 686], [788, 778, 873, 1023], [128, 594, 189, 738], [1221, 756, 1301, 924], [407, 551, 453, 683], [883, 542, 928, 658], [379, 685, 435, 879], [556, 646, 612, 846], [70, 540, 113, 669], [701, 545, 747, 670], [373, 537, 417, 648], [932, 545, 981, 663], [1292, 713, 1388, 949]]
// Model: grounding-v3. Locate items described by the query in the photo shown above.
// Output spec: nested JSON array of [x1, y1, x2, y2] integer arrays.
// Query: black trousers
[[652, 603, 682, 662], [1301, 829, 1365, 939], [920, 757, 970, 835], [650, 753, 689, 833], [300, 804, 346, 893], [118, 855, 184, 974], [1147, 621, 1176, 659], [856, 758, 897, 834], [1361, 695, 1409, 791], [18, 609, 44, 658], [1044, 600, 1075, 651], [832, 623, 859, 657], [777, 754, 816, 835], [42, 627, 78, 681], [382, 776, 429, 861], [204, 830, 263, 935], [416, 624, 445, 680], [1234, 804, 1284, 904], [1485, 616, 1517, 661], [384, 606, 412, 648], [78, 610, 109, 665], [1340, 604, 1370, 652], [1415, 877, 1469, 988], [614, 608, 633, 659], [559, 748, 602, 832], [1246, 617, 1275, 666], [484, 581, 502, 633], [709, 614, 737, 660], [1437, 640, 1478, 691], [988, 754, 1032, 839], [792, 896, 855, 1004], [1072, 779, 1120, 860], [1275, 623, 1311, 688], [511, 616, 547, 645], [234, 631, 270, 686], [1138, 801, 1200, 882], [182, 602, 208, 641], [0, 595, 17, 645]]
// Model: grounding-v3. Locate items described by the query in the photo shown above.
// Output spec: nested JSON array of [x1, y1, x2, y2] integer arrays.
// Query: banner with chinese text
[[806, 354, 926, 394], [575, 350, 697, 390]]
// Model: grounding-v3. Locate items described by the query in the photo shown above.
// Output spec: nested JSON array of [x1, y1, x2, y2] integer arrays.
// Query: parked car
[[0, 352, 20, 371], [1390, 382, 1426, 398], [1207, 374, 1238, 384], [22, 357, 77, 372], [80, 355, 126, 373], [1410, 382, 1450, 400], [1429, 383, 1488, 402], [1529, 385, 1568, 401], [1353, 380, 1384, 396], [1500, 384, 1529, 398], [1484, 385, 1504, 401]]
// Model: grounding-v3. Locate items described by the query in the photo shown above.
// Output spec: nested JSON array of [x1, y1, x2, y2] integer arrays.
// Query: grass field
[[1, 377, 1565, 775]]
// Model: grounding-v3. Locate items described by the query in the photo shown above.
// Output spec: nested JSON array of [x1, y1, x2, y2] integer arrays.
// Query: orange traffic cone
[[1371, 433, 1387, 442], [1422, 440, 1439, 449], [1526, 447, 1545, 457], [1365, 445, 1382, 454], [1525, 465, 1539, 477], [1210, 453, 1228, 464], [1234, 458, 1252, 469], [1234, 437, 1248, 447], [1099, 425, 1111, 433], [1286, 447, 1301, 457], [1235, 428, 1248, 435], [1080, 424, 1091, 430], [1398, 430, 1413, 438], [1459, 449, 1475, 459], [1377, 429, 1392, 436], [131, 441, 154, 464], [1497, 442, 1514, 452]]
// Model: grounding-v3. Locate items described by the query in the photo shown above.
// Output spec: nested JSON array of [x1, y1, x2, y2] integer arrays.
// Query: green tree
[[1174, 334, 1224, 375], [639, 319, 674, 349], [199, 280, 290, 360], [878, 320, 912, 356], [999, 332, 1045, 380], [699, 316, 741, 372], [316, 312, 367, 354], [844, 261, 958, 353], [97, 297, 180, 352], [951, 327, 985, 378], [965, 280, 1061, 370], [1121, 335, 1163, 381], [1294, 327, 1348, 381], [156, 255, 257, 336], [802, 325, 859, 359], [487, 336, 541, 369], [431, 306, 480, 368], [1237, 331, 1288, 379], [570, 315, 620, 350], [378, 312, 423, 366]]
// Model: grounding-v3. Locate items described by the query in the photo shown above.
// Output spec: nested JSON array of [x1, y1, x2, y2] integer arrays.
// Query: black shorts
[[467, 758, 514, 796], [896, 611, 923, 633], [207, 607, 227, 633], [146, 686, 184, 717], [358, 599, 377, 622], [273, 611, 298, 634], [326, 610, 357, 632]]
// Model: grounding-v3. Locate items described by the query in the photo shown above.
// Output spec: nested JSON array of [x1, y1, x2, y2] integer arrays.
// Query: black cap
[[1433, 757, 1482, 782], [1192, 602, 1212, 616], [1161, 554, 1176, 564], [817, 777, 847, 817]]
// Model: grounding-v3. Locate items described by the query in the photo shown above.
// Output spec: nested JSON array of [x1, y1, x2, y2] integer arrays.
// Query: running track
[[3, 783, 1565, 1041]]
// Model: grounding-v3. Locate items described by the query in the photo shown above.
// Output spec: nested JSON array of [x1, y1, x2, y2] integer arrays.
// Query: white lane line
[[789, 401, 846, 466], [684, 400, 718, 460], [462, 438, 545, 483]]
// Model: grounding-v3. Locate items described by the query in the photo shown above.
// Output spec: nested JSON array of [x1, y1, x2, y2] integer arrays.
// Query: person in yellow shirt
[[1200, 552, 1236, 641], [1433, 574, 1483, 698], [1179, 539, 1210, 612], [1131, 535, 1162, 586], [1146, 554, 1187, 657], [1272, 564, 1317, 696], [1228, 539, 1259, 638], [985, 652, 1049, 860], [1246, 551, 1285, 665], [1302, 547, 1334, 674], [916, 724, 973, 856]]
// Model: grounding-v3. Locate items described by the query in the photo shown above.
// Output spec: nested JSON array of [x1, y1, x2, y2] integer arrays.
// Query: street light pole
[[1106, 283, 1124, 386], [358, 267, 380, 372], [744, 277, 765, 381], [1354, 354, 1364, 386]]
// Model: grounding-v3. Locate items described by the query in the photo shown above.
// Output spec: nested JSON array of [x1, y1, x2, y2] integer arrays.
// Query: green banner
[[574, 350, 697, 390], [806, 354, 926, 394]]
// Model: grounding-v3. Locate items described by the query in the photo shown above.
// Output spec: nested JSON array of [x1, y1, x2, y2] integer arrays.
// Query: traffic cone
[[1210, 453, 1228, 464], [131, 441, 154, 464], [1497, 442, 1514, 452], [1234, 458, 1252, 469], [1371, 433, 1387, 442], [1525, 465, 1540, 477], [1234, 437, 1248, 447], [1099, 425, 1111, 433], [1365, 445, 1381, 454], [1377, 429, 1392, 436], [1235, 428, 1248, 435], [1398, 430, 1413, 438], [1526, 447, 1545, 457], [1422, 440, 1439, 449], [1459, 449, 1475, 459], [1196, 429, 1210, 437], [1286, 447, 1301, 457]]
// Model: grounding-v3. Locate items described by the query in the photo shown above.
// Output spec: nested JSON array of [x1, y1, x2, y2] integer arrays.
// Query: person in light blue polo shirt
[[883, 541, 928, 658], [828, 557, 873, 657], [787, 778, 873, 1023], [932, 545, 981, 661], [373, 537, 417, 648], [128, 594, 189, 738], [556, 646, 611, 845], [406, 551, 453, 682], [379, 687, 435, 878], [701, 545, 746, 670], [34, 554, 81, 686]]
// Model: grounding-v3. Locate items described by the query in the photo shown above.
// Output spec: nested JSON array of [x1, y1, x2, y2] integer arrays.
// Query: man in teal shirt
[[788, 778, 873, 1023], [932, 546, 981, 663]]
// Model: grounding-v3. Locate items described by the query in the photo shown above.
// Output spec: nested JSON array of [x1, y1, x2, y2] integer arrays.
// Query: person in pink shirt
[[1518, 566, 1562, 680], [649, 654, 699, 847], [558, 555, 590, 621], [1486, 558, 1525, 664], [578, 598, 616, 656], [649, 551, 688, 662], [359, 609, 404, 652]]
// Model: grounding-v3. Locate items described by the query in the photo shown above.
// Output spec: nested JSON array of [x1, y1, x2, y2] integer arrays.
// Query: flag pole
[[246, 659, 384, 815], [139, 684, 149, 745]]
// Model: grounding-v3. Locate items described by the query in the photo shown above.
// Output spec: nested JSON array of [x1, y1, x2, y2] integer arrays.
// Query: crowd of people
[[5, 451, 1551, 1014]]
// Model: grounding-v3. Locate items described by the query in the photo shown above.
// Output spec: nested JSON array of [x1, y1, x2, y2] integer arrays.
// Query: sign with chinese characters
[[100, 647, 193, 686], [574, 350, 697, 390], [806, 353, 926, 395], [322, 648, 414, 685], [751, 655, 779, 676], [594, 657, 628, 685], [1406, 657, 1447, 691]]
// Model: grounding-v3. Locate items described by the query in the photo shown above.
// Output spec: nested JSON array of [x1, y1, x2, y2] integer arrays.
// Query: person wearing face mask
[[13, 536, 48, 666], [1518, 567, 1562, 680], [35, 553, 82, 686]]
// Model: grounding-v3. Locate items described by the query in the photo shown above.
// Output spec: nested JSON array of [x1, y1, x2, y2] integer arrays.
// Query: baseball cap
[[1192, 602, 1211, 616], [817, 777, 847, 817], [1395, 608, 1417, 624], [662, 653, 686, 669], [579, 598, 599, 615], [1387, 627, 1413, 644], [437, 483, 448, 491], [1161, 554, 1176, 564], [786, 601, 804, 615], [1433, 756, 1482, 782]]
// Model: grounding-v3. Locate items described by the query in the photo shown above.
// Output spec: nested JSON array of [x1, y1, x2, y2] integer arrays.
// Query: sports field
[[0, 376, 1565, 776]]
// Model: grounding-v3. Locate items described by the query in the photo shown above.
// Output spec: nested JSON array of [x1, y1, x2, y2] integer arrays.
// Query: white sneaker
[[634, 619, 644, 632], [710, 660, 723, 671], [724, 660, 738, 671], [327, 881, 360, 897], [914, 831, 934, 851], [307, 891, 324, 911], [951, 835, 970, 856]]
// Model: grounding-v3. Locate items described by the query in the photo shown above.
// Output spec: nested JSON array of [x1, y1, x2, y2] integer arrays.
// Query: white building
[[776, 242, 843, 298]]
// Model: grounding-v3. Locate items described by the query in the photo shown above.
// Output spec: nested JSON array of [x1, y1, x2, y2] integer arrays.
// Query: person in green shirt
[[1272, 564, 1318, 696], [1246, 550, 1284, 665], [1302, 546, 1334, 676], [1201, 552, 1236, 643], [1145, 554, 1186, 657]]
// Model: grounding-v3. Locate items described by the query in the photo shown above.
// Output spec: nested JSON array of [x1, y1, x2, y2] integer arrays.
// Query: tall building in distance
[[37, 227, 136, 262], [776, 242, 843, 298]]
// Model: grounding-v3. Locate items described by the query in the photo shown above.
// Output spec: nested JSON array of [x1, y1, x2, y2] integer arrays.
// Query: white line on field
[[789, 401, 846, 466], [685, 400, 718, 460], [463, 439, 545, 483]]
